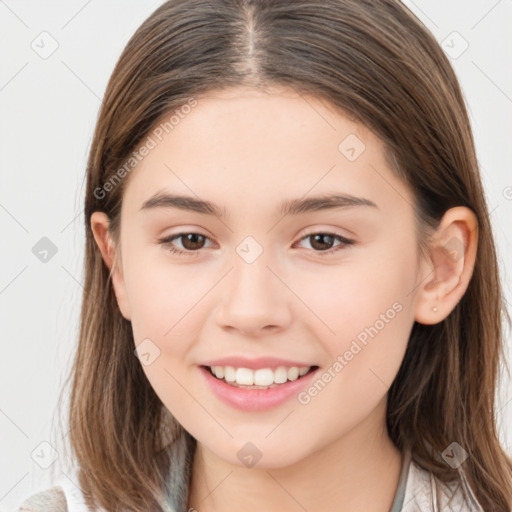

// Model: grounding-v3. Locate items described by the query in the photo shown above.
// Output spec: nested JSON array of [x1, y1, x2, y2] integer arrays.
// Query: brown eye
[[179, 233, 207, 250], [296, 232, 355, 256], [158, 232, 213, 256], [309, 233, 336, 251]]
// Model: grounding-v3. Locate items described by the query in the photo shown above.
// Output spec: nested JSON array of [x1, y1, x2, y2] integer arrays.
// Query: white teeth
[[213, 366, 224, 379], [224, 366, 236, 382], [299, 367, 309, 376], [209, 365, 313, 387], [274, 366, 288, 384], [287, 367, 299, 381], [236, 367, 254, 385], [254, 368, 274, 386]]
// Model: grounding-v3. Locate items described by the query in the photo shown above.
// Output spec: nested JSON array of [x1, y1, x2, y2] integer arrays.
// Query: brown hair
[[54, 0, 512, 510]]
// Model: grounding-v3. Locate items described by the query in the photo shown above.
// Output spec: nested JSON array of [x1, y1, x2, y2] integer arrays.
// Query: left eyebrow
[[279, 193, 378, 216], [138, 191, 378, 219]]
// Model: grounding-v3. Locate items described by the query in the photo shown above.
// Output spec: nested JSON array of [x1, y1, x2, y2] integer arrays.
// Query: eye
[[158, 232, 213, 257], [294, 231, 355, 256], [158, 230, 355, 257]]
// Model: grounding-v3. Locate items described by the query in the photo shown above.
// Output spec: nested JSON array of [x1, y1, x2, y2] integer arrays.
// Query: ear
[[90, 211, 132, 321], [414, 206, 478, 325]]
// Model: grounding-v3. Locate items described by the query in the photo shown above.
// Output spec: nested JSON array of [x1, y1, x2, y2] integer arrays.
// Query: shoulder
[[13, 486, 67, 512], [402, 458, 484, 511]]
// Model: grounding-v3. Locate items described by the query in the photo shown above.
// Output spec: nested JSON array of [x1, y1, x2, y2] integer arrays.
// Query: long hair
[[56, 1, 512, 510]]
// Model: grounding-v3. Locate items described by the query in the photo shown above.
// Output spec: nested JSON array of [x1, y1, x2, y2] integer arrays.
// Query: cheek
[[123, 244, 209, 346], [124, 257, 220, 414], [294, 239, 418, 397], [299, 241, 417, 342], [127, 265, 210, 416], [292, 266, 415, 441], [296, 307, 412, 437]]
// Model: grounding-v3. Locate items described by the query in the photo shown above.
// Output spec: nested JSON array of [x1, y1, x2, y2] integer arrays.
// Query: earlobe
[[90, 211, 132, 321], [414, 207, 478, 325]]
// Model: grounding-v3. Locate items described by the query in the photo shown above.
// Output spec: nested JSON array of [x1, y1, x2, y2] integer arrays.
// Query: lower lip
[[199, 366, 319, 411]]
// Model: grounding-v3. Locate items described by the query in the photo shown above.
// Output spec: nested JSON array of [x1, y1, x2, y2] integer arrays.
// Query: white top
[[53, 475, 97, 512], [397, 450, 484, 511], [15, 433, 485, 512]]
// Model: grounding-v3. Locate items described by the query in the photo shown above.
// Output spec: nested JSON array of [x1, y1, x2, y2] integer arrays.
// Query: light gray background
[[1, 1, 511, 510]]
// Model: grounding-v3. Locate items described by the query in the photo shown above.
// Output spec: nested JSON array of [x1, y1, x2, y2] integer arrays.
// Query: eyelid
[[299, 226, 354, 242], [158, 231, 215, 254], [293, 229, 355, 256], [158, 228, 356, 257]]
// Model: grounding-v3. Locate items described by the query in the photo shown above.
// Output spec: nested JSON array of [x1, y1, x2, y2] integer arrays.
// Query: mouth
[[201, 364, 319, 390]]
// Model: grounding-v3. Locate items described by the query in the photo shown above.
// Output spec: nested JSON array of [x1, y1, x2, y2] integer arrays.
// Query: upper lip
[[201, 356, 317, 370]]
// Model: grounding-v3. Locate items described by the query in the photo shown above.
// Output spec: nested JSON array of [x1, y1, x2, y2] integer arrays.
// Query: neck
[[187, 400, 403, 512]]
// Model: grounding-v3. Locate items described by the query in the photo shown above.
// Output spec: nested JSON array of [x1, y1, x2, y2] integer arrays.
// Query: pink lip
[[199, 365, 320, 411], [201, 356, 315, 370]]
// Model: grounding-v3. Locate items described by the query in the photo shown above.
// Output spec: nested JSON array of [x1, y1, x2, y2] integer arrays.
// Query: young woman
[[15, 0, 512, 511]]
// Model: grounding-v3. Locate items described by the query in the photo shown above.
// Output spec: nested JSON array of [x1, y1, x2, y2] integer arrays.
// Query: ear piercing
[[432, 305, 438, 312]]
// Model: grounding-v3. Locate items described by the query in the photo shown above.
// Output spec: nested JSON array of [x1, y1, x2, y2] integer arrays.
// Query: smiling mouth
[[202, 365, 319, 389]]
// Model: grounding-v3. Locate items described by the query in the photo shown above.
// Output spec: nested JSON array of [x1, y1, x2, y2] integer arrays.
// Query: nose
[[215, 252, 293, 337]]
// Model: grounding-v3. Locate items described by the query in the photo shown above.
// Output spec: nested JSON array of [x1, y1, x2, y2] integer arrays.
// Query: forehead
[[177, 84, 366, 139], [119, 85, 411, 219]]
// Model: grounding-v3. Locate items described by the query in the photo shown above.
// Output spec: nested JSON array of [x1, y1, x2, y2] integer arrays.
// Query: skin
[[91, 85, 478, 512]]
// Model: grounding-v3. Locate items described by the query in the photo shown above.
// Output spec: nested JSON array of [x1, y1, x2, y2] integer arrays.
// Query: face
[[102, 85, 425, 468]]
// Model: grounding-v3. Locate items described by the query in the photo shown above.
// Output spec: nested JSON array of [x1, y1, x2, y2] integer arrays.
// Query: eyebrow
[[139, 191, 378, 218]]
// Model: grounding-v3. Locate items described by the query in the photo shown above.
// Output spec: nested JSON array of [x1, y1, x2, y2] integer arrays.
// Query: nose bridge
[[215, 240, 292, 334]]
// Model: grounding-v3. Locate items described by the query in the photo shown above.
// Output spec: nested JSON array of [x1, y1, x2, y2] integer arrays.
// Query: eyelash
[[158, 230, 355, 257]]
